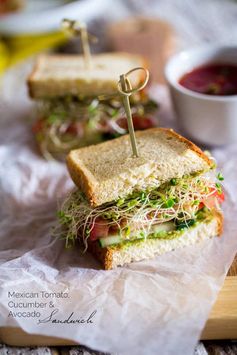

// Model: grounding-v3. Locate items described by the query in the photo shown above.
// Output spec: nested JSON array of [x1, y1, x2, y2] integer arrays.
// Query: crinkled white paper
[[2, 0, 237, 347], [0, 61, 237, 355]]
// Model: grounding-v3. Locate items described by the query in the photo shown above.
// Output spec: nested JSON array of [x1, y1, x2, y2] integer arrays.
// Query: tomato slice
[[65, 122, 83, 136], [32, 119, 44, 134], [89, 217, 110, 241], [199, 187, 225, 209], [116, 115, 157, 130], [215, 190, 225, 204]]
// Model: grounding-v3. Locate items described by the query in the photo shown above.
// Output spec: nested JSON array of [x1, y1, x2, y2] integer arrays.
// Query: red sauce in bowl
[[179, 63, 237, 96]]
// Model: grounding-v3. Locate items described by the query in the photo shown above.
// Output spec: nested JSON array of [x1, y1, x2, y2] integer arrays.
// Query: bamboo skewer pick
[[118, 67, 149, 157], [119, 74, 139, 157], [81, 24, 91, 69], [61, 19, 97, 69]]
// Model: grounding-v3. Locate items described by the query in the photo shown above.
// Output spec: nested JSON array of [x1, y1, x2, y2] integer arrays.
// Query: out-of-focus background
[[1, 0, 237, 77]]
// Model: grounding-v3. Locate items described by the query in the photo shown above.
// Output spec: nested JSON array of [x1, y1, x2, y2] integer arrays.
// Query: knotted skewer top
[[117, 67, 149, 157], [61, 19, 98, 69]]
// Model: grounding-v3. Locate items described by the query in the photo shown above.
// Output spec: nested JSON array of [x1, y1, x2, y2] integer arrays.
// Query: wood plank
[[201, 255, 237, 339], [227, 255, 237, 276], [201, 277, 237, 339]]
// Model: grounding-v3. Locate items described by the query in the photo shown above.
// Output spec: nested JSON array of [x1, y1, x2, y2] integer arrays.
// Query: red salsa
[[179, 63, 237, 96]]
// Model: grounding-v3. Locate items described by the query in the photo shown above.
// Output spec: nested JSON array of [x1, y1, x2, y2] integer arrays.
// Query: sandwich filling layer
[[58, 172, 224, 249], [33, 94, 158, 159]]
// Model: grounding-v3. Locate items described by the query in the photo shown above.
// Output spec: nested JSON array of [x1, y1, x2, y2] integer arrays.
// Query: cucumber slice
[[99, 234, 122, 248], [152, 222, 175, 233], [99, 222, 175, 248]]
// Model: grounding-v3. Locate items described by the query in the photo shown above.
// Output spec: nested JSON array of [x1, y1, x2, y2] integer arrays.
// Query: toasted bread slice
[[28, 53, 147, 99], [89, 211, 223, 270], [67, 128, 213, 207]]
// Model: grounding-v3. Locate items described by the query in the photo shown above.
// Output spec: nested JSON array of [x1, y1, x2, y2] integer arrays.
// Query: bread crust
[[215, 210, 224, 236], [88, 241, 114, 271], [66, 154, 97, 206], [88, 210, 223, 270], [27, 56, 44, 99], [159, 128, 213, 168]]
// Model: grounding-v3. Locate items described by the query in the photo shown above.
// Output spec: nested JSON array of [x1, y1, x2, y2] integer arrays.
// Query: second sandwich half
[[28, 53, 158, 160]]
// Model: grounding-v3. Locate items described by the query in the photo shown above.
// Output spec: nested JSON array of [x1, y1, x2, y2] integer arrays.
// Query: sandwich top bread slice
[[28, 53, 147, 99], [59, 128, 224, 270], [67, 128, 213, 207]]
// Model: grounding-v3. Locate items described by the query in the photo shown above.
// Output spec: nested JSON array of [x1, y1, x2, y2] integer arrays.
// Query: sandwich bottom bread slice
[[59, 128, 224, 270]]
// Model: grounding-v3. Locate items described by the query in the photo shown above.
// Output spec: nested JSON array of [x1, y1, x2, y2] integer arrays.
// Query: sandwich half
[[59, 128, 224, 270], [27, 53, 158, 160]]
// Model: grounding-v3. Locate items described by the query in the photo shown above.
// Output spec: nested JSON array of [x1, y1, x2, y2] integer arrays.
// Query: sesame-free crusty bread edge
[[88, 210, 223, 270], [66, 128, 213, 207], [27, 53, 148, 99]]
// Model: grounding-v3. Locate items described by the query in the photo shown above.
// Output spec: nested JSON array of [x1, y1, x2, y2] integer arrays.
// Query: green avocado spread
[[101, 208, 213, 250]]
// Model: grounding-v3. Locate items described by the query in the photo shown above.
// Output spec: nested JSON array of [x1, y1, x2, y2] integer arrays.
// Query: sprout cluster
[[34, 95, 158, 160], [58, 172, 223, 249]]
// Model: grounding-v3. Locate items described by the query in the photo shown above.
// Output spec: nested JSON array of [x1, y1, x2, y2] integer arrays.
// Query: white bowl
[[165, 45, 237, 146]]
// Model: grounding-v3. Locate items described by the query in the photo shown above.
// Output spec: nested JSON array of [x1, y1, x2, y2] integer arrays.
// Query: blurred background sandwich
[[27, 53, 158, 160]]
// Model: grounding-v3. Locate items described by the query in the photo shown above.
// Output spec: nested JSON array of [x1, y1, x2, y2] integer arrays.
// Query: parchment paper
[[0, 59, 237, 355], [2, 0, 237, 350]]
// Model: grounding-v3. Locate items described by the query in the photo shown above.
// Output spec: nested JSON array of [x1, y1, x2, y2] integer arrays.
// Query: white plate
[[0, 0, 110, 35]]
